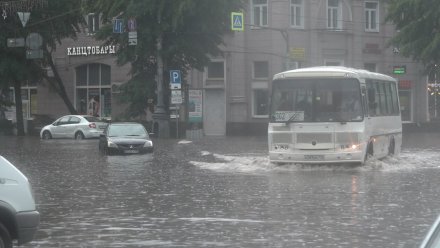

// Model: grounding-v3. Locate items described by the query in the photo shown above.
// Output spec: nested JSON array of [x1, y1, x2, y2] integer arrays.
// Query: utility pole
[[152, 9, 170, 138], [280, 29, 290, 70]]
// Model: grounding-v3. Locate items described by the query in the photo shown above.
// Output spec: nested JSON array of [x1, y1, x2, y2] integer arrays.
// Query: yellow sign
[[289, 47, 305, 60]]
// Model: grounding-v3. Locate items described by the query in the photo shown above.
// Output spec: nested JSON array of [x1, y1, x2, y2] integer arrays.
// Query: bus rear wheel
[[388, 137, 395, 156]]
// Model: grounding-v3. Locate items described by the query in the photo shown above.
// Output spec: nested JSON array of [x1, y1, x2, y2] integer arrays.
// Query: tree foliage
[[386, 0, 440, 67], [85, 0, 243, 118], [0, 0, 85, 134]]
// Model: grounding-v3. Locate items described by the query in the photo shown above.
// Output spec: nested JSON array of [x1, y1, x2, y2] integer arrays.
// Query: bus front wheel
[[364, 142, 374, 164]]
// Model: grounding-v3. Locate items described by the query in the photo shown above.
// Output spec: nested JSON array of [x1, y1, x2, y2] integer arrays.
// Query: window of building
[[251, 0, 268, 27], [290, 0, 304, 28], [324, 59, 344, 66], [87, 13, 100, 34], [253, 61, 269, 79], [5, 81, 37, 121], [207, 61, 224, 79], [365, 1, 379, 32], [75, 63, 111, 118], [327, 0, 342, 30], [252, 82, 269, 117], [364, 63, 376, 72]]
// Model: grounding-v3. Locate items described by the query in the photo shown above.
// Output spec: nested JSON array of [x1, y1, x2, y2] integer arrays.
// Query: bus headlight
[[340, 144, 361, 151]]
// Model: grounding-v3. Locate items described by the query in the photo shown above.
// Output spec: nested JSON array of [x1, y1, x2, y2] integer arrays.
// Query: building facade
[[5, 13, 131, 128], [5, 1, 431, 136], [187, 0, 428, 135]]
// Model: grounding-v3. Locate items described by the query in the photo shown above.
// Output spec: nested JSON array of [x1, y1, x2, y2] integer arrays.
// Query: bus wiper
[[335, 114, 348, 124]]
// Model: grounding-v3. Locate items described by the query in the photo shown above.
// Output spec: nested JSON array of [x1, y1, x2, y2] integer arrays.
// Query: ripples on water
[[189, 149, 440, 174]]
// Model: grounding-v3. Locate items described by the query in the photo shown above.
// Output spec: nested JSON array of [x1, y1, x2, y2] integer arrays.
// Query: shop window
[[364, 63, 376, 72], [75, 63, 111, 118], [325, 59, 344, 66], [253, 89, 269, 117]]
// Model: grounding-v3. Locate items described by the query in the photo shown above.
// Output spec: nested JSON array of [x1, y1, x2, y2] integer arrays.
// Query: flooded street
[[1, 133, 439, 247]]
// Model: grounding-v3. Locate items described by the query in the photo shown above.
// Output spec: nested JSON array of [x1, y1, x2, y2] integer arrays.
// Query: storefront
[[398, 80, 413, 122], [75, 63, 112, 118]]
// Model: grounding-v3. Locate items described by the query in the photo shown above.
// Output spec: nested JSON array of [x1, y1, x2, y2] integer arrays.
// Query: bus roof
[[272, 66, 397, 82]]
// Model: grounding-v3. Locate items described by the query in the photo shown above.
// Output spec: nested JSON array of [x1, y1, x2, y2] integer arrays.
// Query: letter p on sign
[[170, 70, 181, 89]]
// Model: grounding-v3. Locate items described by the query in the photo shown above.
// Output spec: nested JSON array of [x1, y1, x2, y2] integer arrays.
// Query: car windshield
[[108, 124, 148, 137], [270, 78, 363, 123]]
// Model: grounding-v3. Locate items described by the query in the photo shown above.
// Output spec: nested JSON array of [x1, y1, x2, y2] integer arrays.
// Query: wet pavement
[[0, 133, 439, 247]]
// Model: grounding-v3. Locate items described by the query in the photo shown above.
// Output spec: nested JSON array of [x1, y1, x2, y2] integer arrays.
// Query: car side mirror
[[149, 132, 157, 138]]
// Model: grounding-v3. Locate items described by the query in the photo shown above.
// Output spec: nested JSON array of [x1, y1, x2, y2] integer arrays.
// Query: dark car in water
[[99, 122, 153, 155]]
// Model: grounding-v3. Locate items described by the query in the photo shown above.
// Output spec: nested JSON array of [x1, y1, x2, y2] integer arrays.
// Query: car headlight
[[108, 140, 118, 148], [143, 140, 153, 148]]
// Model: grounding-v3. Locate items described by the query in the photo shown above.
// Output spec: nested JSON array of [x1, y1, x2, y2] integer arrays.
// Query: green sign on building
[[393, 66, 406, 74]]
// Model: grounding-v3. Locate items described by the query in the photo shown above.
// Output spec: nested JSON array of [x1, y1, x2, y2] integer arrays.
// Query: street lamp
[[152, 9, 170, 138]]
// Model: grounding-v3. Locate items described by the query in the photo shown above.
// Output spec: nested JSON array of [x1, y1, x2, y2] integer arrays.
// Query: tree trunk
[[43, 46, 77, 114], [14, 80, 25, 136]]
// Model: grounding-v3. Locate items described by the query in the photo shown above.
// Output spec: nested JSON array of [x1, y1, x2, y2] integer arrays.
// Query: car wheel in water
[[75, 132, 85, 140], [42, 131, 52, 139], [0, 222, 12, 248]]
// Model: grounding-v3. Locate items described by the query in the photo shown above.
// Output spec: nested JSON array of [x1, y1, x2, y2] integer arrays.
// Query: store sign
[[67, 45, 116, 56], [399, 80, 412, 89], [171, 90, 183, 104], [393, 66, 406, 74], [289, 47, 305, 61], [188, 90, 202, 123]]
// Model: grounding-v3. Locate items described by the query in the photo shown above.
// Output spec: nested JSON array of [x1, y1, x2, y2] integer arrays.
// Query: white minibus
[[268, 66, 402, 164]]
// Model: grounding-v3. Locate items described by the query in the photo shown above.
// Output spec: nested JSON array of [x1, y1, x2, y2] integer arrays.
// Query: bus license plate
[[304, 155, 324, 160]]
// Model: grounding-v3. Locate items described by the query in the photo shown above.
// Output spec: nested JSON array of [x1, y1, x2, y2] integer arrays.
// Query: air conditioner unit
[[111, 82, 123, 94]]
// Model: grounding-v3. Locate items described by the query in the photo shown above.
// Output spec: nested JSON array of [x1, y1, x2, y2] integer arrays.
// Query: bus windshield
[[270, 78, 363, 123]]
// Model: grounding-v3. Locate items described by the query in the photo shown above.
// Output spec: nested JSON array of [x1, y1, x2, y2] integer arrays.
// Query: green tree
[[0, 0, 84, 135], [85, 0, 243, 118], [386, 0, 440, 67]]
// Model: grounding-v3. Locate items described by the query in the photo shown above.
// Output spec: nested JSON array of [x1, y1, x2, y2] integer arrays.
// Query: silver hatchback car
[[40, 115, 108, 139]]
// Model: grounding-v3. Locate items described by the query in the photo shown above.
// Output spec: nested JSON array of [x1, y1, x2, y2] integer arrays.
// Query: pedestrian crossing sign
[[231, 12, 244, 31]]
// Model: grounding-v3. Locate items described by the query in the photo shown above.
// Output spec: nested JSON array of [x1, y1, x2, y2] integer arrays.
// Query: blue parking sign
[[170, 70, 181, 84], [170, 70, 181, 89]]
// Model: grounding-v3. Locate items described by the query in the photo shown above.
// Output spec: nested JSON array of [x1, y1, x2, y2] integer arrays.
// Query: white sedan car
[[40, 115, 108, 139]]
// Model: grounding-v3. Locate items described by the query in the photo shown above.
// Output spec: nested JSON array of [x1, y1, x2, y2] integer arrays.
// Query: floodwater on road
[[0, 132, 439, 247]]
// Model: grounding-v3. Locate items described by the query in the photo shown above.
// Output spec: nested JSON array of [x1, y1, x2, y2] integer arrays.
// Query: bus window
[[361, 86, 368, 117], [367, 85, 377, 116]]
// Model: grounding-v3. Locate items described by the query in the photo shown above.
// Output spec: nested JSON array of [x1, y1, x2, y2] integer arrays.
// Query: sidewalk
[[402, 122, 440, 133]]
